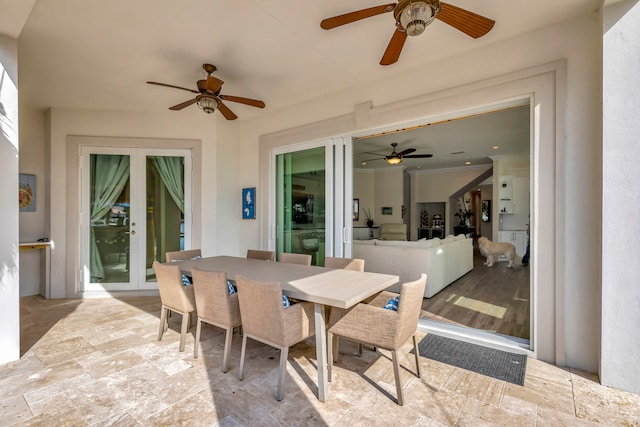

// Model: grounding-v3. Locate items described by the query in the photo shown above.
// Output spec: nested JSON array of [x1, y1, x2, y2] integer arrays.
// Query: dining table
[[172, 255, 399, 402]]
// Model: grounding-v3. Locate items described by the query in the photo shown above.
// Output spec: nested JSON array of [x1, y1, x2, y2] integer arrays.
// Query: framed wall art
[[242, 187, 256, 219], [19, 174, 36, 212]]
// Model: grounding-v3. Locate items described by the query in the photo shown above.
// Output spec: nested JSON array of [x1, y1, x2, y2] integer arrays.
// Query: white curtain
[[90, 155, 130, 280], [152, 156, 184, 213]]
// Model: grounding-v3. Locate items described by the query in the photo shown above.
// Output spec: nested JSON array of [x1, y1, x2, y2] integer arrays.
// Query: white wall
[[0, 34, 20, 364], [601, 0, 640, 394], [373, 168, 404, 225], [353, 169, 375, 227]]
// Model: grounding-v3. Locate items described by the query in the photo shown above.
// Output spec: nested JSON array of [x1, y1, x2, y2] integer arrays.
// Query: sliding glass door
[[80, 147, 192, 291], [271, 138, 352, 264]]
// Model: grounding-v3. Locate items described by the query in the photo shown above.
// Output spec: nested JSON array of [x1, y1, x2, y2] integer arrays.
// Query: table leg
[[314, 303, 327, 402]]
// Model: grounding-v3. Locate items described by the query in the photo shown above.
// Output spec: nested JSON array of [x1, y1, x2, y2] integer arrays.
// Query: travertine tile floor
[[2, 296, 639, 426]]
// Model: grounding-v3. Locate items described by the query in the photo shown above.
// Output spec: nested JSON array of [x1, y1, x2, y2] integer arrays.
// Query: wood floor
[[421, 246, 530, 340]]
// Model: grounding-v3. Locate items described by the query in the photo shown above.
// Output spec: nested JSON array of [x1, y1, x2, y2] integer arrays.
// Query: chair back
[[152, 261, 196, 312], [235, 275, 286, 345], [246, 249, 275, 261], [166, 249, 202, 262], [192, 268, 241, 328], [395, 274, 427, 346], [324, 256, 364, 272], [279, 252, 312, 265]]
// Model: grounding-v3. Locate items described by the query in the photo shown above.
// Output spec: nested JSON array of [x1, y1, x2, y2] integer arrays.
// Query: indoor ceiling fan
[[364, 142, 433, 165], [320, 0, 495, 65], [147, 64, 265, 120]]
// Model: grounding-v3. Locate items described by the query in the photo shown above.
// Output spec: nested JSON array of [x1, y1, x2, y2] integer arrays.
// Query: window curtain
[[90, 155, 130, 281], [151, 156, 184, 213]]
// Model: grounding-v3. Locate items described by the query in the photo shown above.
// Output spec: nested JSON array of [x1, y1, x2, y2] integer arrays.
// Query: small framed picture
[[19, 174, 36, 212], [242, 187, 256, 219], [382, 206, 392, 215]]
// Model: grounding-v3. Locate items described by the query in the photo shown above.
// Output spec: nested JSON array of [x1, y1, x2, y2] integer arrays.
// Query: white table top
[[172, 255, 399, 309]]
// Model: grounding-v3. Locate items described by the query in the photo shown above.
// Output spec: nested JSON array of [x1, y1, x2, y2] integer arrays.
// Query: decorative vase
[[366, 219, 374, 228]]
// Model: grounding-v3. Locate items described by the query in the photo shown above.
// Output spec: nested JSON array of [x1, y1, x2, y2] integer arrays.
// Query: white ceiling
[[7, 0, 597, 169]]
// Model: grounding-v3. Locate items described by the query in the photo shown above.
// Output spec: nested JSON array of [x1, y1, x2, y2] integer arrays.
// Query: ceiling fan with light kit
[[147, 64, 265, 120], [320, 0, 495, 65], [364, 142, 433, 165]]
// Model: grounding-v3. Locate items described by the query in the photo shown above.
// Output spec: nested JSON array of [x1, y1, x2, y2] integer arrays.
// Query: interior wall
[[0, 34, 20, 364], [373, 168, 404, 225], [601, 0, 640, 394], [353, 169, 375, 227]]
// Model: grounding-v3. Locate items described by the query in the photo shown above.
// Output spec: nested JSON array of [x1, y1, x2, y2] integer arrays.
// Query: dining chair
[[152, 261, 197, 352], [279, 252, 312, 265], [324, 256, 366, 360], [191, 268, 242, 372], [235, 274, 315, 401], [327, 273, 427, 406], [246, 249, 275, 261], [166, 249, 202, 262]]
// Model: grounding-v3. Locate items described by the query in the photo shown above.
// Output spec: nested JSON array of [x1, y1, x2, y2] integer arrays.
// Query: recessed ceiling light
[[492, 145, 500, 150], [361, 161, 367, 166], [465, 161, 472, 165]]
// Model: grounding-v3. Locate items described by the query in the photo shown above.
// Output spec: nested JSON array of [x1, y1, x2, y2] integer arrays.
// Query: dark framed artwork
[[352, 198, 359, 221], [242, 187, 256, 219], [481, 200, 491, 222], [19, 174, 36, 212], [381, 206, 392, 215]]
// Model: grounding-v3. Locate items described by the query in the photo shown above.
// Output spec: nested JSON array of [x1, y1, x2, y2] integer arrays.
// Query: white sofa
[[352, 235, 473, 298]]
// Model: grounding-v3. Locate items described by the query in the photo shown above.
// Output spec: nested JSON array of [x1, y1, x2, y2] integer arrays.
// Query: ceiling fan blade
[[169, 98, 197, 110], [403, 154, 434, 158], [217, 101, 238, 120], [437, 2, 495, 39], [362, 157, 386, 162], [321, 3, 396, 29], [219, 95, 265, 109], [205, 75, 224, 93], [147, 81, 199, 94], [380, 28, 407, 66], [397, 148, 416, 156]]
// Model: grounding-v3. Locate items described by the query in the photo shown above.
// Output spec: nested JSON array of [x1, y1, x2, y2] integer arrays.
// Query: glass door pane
[[144, 155, 185, 282], [89, 154, 132, 285], [276, 147, 326, 266]]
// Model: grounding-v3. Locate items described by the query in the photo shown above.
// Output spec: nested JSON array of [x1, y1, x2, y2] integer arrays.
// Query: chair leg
[[327, 332, 334, 382], [158, 306, 167, 341], [222, 326, 233, 373], [333, 335, 340, 363], [194, 318, 202, 358], [412, 334, 421, 378], [391, 349, 404, 406], [277, 346, 289, 401], [357, 343, 363, 357], [239, 334, 248, 380], [179, 312, 189, 352]]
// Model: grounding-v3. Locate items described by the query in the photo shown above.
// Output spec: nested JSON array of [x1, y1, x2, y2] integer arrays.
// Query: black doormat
[[417, 334, 527, 386]]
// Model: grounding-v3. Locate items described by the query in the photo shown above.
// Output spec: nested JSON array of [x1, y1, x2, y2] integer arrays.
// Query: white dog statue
[[478, 236, 518, 267]]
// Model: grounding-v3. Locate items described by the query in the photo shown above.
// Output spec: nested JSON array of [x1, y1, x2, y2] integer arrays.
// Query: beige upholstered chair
[[191, 268, 242, 372], [165, 249, 202, 262], [378, 223, 408, 241], [235, 275, 315, 401], [324, 256, 366, 358], [279, 252, 312, 265], [153, 261, 197, 352], [246, 249, 275, 261], [327, 274, 427, 405]]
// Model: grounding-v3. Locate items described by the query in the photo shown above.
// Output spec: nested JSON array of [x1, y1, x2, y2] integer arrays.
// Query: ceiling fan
[[320, 1, 495, 65], [364, 142, 433, 165], [147, 64, 265, 120]]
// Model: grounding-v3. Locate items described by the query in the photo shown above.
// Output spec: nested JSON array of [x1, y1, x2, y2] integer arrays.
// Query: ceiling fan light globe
[[387, 156, 402, 165], [197, 96, 219, 114], [398, 0, 439, 36]]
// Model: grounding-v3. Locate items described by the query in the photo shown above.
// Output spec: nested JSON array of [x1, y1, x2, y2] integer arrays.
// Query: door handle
[[125, 230, 136, 235]]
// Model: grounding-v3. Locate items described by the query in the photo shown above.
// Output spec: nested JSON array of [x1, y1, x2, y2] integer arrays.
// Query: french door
[[80, 147, 192, 291], [271, 137, 353, 265]]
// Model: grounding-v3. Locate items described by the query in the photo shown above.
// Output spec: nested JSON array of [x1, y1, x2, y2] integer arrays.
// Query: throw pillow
[[227, 280, 236, 295], [384, 296, 400, 311], [282, 295, 291, 308]]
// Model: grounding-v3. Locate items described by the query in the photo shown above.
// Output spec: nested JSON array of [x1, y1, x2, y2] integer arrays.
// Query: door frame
[[67, 136, 202, 298]]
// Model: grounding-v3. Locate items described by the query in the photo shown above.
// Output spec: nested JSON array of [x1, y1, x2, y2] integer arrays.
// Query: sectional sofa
[[352, 234, 473, 298]]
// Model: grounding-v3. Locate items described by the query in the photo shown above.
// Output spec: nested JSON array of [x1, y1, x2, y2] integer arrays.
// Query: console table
[[19, 241, 53, 298]]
